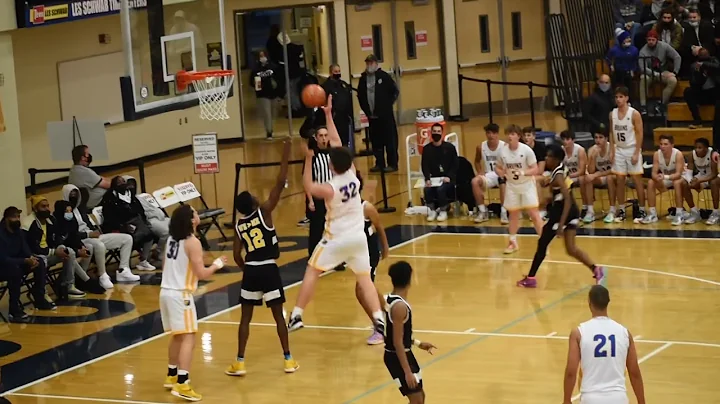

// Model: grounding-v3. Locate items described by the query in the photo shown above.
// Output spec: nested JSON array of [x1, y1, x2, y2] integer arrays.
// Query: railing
[[28, 160, 147, 195]]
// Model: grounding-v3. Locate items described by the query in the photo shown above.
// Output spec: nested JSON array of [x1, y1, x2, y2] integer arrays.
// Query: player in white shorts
[[641, 134, 686, 224], [560, 130, 591, 217], [684, 137, 720, 225], [495, 124, 544, 254], [160, 205, 227, 401], [563, 285, 645, 404], [584, 130, 616, 223], [288, 95, 385, 335], [608, 86, 646, 223], [471, 123, 507, 223]]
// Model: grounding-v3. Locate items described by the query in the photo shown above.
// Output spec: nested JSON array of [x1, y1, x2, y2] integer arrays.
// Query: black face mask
[[86, 154, 93, 165], [431, 133, 442, 142], [69, 196, 79, 207], [36, 210, 51, 220], [8, 220, 20, 231], [332, 73, 341, 80], [127, 186, 136, 195], [116, 184, 127, 193]]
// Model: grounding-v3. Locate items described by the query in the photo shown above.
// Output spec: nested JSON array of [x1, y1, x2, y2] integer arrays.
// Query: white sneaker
[[116, 269, 140, 282], [684, 212, 699, 224], [474, 211, 489, 223], [98, 273, 114, 290], [136, 260, 156, 271], [437, 211, 448, 221], [603, 212, 615, 223], [671, 215, 684, 226], [582, 212, 595, 223], [640, 214, 658, 224], [427, 210, 437, 221], [500, 211, 509, 224], [706, 212, 720, 225]]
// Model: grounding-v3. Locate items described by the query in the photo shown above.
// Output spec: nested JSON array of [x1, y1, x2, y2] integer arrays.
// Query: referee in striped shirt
[[306, 127, 333, 257]]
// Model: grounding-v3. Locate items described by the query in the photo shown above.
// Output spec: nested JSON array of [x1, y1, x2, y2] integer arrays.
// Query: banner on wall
[[360, 35, 373, 52], [415, 30, 428, 47], [21, 0, 148, 28]]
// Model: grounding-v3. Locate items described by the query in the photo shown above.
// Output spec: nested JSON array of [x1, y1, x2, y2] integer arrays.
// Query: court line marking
[[3, 232, 432, 398], [202, 321, 720, 349], [8, 393, 170, 404], [388, 254, 720, 287], [570, 342, 674, 402], [431, 231, 720, 242], [635, 335, 643, 340]]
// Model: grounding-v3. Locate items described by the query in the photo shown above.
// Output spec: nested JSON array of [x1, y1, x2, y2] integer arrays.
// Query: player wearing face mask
[[420, 124, 459, 222]]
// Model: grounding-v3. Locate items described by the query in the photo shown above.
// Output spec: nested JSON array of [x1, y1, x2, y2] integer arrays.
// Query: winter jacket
[[52, 200, 85, 252], [652, 21, 683, 49], [250, 61, 281, 99], [583, 86, 616, 132], [100, 188, 148, 234], [62, 184, 100, 239], [22, 212, 61, 256], [122, 176, 166, 222], [606, 43, 640, 72], [0, 220, 33, 268]]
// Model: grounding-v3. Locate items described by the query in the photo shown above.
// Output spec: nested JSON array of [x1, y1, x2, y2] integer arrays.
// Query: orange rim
[[176, 70, 235, 91]]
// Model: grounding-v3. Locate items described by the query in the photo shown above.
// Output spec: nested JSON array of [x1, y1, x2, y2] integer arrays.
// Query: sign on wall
[[192, 133, 219, 174], [415, 30, 428, 47], [360, 35, 373, 52], [21, 0, 148, 28]]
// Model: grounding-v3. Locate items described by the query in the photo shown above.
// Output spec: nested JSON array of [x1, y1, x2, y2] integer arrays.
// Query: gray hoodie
[[638, 40, 681, 76], [62, 184, 93, 236]]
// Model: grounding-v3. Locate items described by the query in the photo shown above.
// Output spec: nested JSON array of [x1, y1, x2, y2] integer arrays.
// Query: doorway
[[346, 0, 446, 125], [454, 0, 548, 116], [233, 4, 336, 140]]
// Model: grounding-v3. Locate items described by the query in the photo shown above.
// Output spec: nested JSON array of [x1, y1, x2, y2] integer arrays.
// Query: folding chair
[[172, 182, 228, 249]]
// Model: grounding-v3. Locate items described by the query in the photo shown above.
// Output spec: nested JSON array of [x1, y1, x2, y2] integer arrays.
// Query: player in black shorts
[[355, 172, 390, 345], [382, 261, 436, 404], [517, 144, 605, 288], [226, 140, 300, 376]]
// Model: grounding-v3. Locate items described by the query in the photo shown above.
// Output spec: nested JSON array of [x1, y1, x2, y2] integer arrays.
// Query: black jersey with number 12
[[235, 209, 280, 263]]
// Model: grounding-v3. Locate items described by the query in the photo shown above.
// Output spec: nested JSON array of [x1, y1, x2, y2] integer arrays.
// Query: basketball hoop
[[176, 70, 235, 121]]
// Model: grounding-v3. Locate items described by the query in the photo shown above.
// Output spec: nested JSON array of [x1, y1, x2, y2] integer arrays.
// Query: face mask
[[8, 220, 20, 231], [64, 212, 74, 221], [127, 186, 136, 195], [69, 196, 79, 207], [689, 21, 699, 27], [86, 154, 93, 165], [599, 83, 611, 92], [259, 57, 268, 64], [332, 73, 341, 80], [622, 41, 631, 48], [116, 184, 127, 194], [36, 210, 51, 220], [366, 65, 377, 74], [431, 133, 442, 142]]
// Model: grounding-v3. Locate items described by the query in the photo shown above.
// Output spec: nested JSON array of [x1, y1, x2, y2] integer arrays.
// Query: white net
[[191, 74, 235, 120]]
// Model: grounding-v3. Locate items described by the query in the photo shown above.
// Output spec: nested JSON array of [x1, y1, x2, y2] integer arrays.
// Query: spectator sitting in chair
[[100, 176, 156, 273], [0, 206, 55, 322], [68, 145, 110, 209], [684, 47, 720, 129], [638, 29, 681, 115], [52, 200, 106, 294], [123, 176, 170, 257], [421, 123, 458, 222], [653, 8, 683, 50], [679, 8, 717, 77], [22, 195, 87, 300], [63, 184, 137, 285]]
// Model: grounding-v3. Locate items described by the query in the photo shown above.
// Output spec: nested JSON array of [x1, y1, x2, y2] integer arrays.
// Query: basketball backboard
[[122, 0, 227, 114]]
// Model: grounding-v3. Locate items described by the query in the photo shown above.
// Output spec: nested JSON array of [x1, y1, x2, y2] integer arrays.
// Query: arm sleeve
[[421, 149, 432, 180], [668, 46, 682, 74]]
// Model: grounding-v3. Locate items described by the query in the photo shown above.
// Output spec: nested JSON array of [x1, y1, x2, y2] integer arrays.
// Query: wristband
[[664, 175, 670, 181], [413, 339, 422, 347], [213, 257, 225, 269]]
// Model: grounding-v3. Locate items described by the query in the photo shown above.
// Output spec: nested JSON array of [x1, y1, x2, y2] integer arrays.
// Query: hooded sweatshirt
[[122, 175, 167, 222], [62, 184, 99, 239], [638, 40, 681, 75]]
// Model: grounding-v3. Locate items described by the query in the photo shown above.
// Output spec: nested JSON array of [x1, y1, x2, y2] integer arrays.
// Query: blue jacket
[[0, 220, 33, 268], [606, 44, 639, 72]]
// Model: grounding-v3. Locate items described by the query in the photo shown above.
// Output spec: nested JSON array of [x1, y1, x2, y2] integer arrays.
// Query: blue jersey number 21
[[340, 182, 358, 203], [593, 334, 616, 357]]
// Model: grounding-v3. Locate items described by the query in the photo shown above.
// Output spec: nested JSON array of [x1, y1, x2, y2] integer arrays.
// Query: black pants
[[684, 86, 720, 123], [334, 115, 352, 147], [0, 259, 48, 310], [368, 115, 399, 169], [423, 183, 454, 210], [307, 198, 327, 257]]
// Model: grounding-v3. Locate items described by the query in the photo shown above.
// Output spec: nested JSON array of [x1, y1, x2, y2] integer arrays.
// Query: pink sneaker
[[366, 330, 384, 345], [516, 276, 537, 288], [593, 266, 605, 284]]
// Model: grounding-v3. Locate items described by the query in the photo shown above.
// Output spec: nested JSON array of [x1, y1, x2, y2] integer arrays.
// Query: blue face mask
[[64, 212, 73, 221]]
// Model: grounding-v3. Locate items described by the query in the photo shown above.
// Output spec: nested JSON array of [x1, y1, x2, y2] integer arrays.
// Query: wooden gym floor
[[3, 112, 720, 403]]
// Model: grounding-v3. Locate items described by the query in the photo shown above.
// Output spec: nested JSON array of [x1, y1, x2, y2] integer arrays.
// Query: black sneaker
[[297, 217, 310, 227], [84, 279, 107, 295], [34, 298, 56, 311], [9, 309, 29, 323], [374, 319, 386, 335], [383, 166, 398, 173], [614, 209, 626, 223], [333, 263, 347, 271], [369, 166, 382, 173], [287, 315, 304, 332]]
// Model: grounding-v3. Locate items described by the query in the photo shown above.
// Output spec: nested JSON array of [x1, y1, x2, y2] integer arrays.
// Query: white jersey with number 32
[[578, 317, 630, 396], [325, 170, 364, 238], [611, 107, 637, 149]]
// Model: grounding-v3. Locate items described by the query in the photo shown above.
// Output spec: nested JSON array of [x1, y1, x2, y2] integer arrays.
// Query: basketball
[[301, 84, 327, 108]]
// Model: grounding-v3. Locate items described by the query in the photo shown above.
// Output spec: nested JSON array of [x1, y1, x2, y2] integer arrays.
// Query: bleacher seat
[[653, 127, 713, 147], [667, 102, 715, 123]]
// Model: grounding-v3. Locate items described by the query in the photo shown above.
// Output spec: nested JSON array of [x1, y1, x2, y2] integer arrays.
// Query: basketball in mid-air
[[301, 84, 327, 108]]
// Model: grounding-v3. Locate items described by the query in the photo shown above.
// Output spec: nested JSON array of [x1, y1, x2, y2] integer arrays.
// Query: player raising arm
[[226, 140, 299, 377], [562, 285, 645, 404]]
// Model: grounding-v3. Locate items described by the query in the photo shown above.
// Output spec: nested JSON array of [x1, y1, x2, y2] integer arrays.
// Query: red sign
[[32, 6, 45, 24], [195, 163, 219, 174], [415, 30, 428, 47], [360, 35, 373, 51]]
